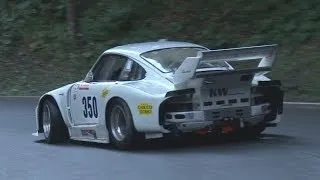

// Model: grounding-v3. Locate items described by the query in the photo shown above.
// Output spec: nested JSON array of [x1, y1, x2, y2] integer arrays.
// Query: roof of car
[[104, 40, 207, 55]]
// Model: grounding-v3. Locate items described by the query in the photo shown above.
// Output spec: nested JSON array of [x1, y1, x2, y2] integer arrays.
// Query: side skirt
[[70, 137, 109, 144], [69, 124, 110, 144]]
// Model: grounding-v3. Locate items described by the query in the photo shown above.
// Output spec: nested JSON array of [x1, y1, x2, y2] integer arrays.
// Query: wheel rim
[[110, 105, 128, 142], [42, 104, 51, 139]]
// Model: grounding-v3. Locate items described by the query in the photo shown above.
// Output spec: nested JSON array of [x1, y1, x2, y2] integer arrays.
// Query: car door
[[69, 54, 129, 126]]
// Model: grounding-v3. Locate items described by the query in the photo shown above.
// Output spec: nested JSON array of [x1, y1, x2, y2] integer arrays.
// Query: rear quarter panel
[[104, 80, 172, 132]]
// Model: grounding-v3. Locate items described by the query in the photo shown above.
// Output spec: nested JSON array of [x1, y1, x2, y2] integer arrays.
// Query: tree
[[66, 0, 80, 43], [1, 0, 9, 14]]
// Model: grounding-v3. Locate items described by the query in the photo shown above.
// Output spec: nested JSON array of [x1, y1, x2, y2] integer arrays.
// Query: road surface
[[0, 97, 319, 180]]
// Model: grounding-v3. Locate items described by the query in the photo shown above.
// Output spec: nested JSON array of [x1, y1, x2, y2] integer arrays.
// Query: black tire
[[237, 125, 266, 138], [248, 125, 266, 135], [107, 98, 142, 150], [41, 99, 69, 144]]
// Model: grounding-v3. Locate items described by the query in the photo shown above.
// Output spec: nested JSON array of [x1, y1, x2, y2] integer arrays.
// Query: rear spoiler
[[172, 44, 277, 84]]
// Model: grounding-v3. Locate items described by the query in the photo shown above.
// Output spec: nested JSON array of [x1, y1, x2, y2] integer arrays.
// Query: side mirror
[[84, 72, 93, 82]]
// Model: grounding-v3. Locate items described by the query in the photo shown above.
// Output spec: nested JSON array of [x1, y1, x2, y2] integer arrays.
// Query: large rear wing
[[172, 44, 277, 84]]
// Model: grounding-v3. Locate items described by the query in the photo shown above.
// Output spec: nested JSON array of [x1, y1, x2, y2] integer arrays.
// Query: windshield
[[140, 47, 232, 73]]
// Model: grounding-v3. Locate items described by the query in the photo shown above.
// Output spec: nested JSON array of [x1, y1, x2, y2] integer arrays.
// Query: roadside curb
[[283, 102, 320, 106], [0, 96, 40, 98]]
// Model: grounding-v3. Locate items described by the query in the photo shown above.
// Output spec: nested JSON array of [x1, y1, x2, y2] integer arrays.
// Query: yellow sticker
[[101, 88, 110, 98], [137, 102, 153, 115]]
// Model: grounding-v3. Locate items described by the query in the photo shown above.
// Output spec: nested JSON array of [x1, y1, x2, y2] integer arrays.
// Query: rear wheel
[[42, 99, 69, 144], [107, 99, 142, 150], [237, 125, 266, 138]]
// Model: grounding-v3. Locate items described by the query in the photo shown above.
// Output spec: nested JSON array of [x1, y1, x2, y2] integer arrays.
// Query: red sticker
[[79, 84, 89, 90]]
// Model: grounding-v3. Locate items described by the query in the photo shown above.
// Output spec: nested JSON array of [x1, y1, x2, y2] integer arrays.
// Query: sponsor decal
[[209, 88, 228, 97], [137, 102, 153, 115], [79, 84, 89, 90], [101, 88, 110, 98], [81, 129, 97, 139]]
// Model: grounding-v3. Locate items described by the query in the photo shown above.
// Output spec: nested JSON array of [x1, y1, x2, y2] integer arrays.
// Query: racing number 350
[[82, 96, 98, 118]]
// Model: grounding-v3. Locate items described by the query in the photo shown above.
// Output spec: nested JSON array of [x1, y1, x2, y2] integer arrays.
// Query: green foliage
[[0, 0, 319, 100]]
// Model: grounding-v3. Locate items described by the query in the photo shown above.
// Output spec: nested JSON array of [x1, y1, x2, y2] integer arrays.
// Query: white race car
[[32, 40, 284, 149]]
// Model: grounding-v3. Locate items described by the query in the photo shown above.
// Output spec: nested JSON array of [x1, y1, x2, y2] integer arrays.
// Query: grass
[[0, 0, 319, 101]]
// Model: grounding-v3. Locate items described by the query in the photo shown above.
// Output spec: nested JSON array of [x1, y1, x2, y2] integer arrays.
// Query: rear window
[[141, 47, 232, 73]]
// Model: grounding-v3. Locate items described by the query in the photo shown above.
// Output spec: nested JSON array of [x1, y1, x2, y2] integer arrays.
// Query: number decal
[[82, 97, 88, 118], [87, 96, 92, 118], [93, 97, 98, 118], [82, 96, 98, 118]]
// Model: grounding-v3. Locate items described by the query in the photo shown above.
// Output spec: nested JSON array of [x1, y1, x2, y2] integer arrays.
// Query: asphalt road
[[0, 97, 320, 180]]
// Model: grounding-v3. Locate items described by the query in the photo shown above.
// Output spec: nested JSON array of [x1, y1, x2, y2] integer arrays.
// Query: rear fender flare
[[37, 94, 68, 133]]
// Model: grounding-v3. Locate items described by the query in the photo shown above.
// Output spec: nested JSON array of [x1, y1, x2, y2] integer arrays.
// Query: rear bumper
[[161, 80, 284, 133], [163, 103, 281, 132]]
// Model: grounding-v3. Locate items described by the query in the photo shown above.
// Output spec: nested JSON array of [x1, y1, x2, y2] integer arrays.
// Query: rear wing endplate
[[172, 44, 277, 84]]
